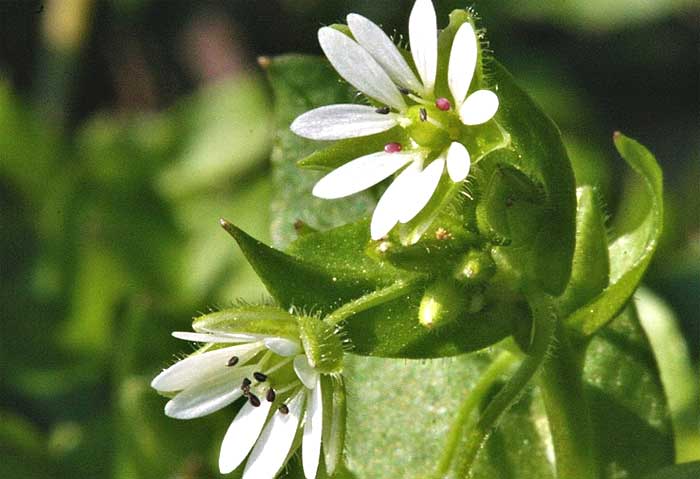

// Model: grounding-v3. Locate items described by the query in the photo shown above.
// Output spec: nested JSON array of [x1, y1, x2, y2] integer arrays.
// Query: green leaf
[[478, 61, 577, 295], [340, 304, 673, 479], [556, 186, 610, 315], [636, 288, 700, 462], [566, 133, 663, 336], [584, 305, 674, 476]]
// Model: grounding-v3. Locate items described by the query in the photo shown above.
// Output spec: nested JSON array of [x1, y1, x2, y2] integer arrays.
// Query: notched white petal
[[151, 344, 258, 392], [164, 370, 245, 419], [263, 337, 301, 357], [448, 22, 478, 106], [459, 90, 499, 125], [294, 355, 320, 390], [318, 27, 406, 111], [219, 400, 272, 474], [312, 151, 414, 199], [290, 104, 398, 141], [243, 391, 305, 479], [409, 0, 438, 95], [397, 158, 445, 224], [302, 379, 323, 479], [347, 13, 422, 93], [369, 161, 418, 239], [171, 331, 257, 343], [445, 142, 471, 182]]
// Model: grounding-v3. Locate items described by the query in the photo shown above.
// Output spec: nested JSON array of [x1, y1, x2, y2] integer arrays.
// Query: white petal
[[369, 162, 419, 239], [397, 158, 445, 223], [448, 23, 478, 106], [219, 400, 273, 474], [164, 368, 246, 419], [264, 337, 301, 357], [459, 90, 499, 125], [445, 142, 471, 182], [302, 379, 323, 479], [294, 355, 320, 390], [151, 344, 261, 392], [243, 391, 305, 479], [290, 104, 398, 141], [171, 331, 258, 343], [409, 0, 438, 96], [312, 151, 414, 199], [318, 27, 406, 111], [347, 14, 423, 93]]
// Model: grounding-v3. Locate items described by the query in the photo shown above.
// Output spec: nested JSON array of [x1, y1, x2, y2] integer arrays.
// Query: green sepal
[[453, 249, 497, 286], [192, 305, 299, 339], [322, 374, 346, 476], [297, 129, 407, 172], [566, 133, 663, 336], [557, 186, 610, 315], [297, 316, 343, 374], [479, 61, 577, 295]]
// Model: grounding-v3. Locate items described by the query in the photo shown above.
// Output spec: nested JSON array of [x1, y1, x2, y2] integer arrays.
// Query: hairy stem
[[323, 279, 422, 327], [454, 290, 557, 477], [434, 350, 519, 478], [538, 323, 599, 479]]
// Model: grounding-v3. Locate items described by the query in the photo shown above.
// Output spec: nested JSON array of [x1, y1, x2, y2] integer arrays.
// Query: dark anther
[[266, 388, 276, 402], [375, 106, 390, 114], [249, 394, 261, 407], [398, 86, 411, 95], [241, 377, 252, 393], [254, 372, 268, 382], [278, 404, 289, 414], [419, 108, 428, 122], [227, 356, 239, 367]]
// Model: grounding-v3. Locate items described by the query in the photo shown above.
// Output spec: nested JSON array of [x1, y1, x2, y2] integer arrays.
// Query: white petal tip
[[460, 90, 499, 125]]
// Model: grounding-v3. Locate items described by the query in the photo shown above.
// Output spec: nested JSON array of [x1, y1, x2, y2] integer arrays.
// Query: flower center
[[404, 105, 452, 149]]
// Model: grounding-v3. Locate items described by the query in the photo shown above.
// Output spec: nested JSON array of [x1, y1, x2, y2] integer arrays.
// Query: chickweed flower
[[291, 0, 499, 240], [151, 307, 346, 479]]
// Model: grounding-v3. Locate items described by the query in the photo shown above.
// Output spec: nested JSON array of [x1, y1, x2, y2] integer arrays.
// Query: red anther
[[435, 98, 451, 111], [384, 142, 402, 153]]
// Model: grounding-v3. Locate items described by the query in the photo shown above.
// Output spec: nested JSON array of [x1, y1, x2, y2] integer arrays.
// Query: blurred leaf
[[507, 0, 697, 31], [158, 76, 272, 198], [567, 133, 663, 336], [636, 287, 700, 462], [0, 410, 54, 478], [642, 462, 700, 479]]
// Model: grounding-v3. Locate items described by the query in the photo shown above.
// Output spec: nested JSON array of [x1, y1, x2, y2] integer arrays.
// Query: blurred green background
[[1, 0, 697, 477]]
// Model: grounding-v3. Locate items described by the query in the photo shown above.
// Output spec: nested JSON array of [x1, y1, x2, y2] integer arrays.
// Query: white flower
[[290, 0, 499, 240], [151, 330, 329, 479]]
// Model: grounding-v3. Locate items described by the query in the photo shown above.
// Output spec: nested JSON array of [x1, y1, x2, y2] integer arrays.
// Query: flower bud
[[419, 279, 467, 329], [453, 249, 496, 286]]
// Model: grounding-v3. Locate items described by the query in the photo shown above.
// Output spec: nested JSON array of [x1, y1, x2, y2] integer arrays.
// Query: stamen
[[375, 106, 391, 114], [278, 404, 289, 414], [435, 98, 451, 111], [227, 356, 239, 367], [407, 93, 431, 106], [398, 86, 411, 95], [266, 388, 276, 402], [241, 377, 252, 394], [249, 394, 261, 407], [384, 142, 402, 153], [254, 372, 268, 382], [419, 108, 428, 122]]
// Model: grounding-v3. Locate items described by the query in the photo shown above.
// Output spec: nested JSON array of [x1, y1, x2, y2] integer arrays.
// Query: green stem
[[324, 279, 422, 327], [434, 350, 519, 478], [538, 324, 599, 479], [455, 290, 557, 477]]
